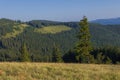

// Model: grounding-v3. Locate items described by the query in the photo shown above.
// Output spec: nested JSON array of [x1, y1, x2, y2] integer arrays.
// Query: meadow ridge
[[1, 24, 28, 39], [0, 63, 119, 80], [34, 25, 72, 34]]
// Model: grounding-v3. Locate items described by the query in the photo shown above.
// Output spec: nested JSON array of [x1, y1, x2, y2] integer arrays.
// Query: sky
[[0, 0, 120, 21]]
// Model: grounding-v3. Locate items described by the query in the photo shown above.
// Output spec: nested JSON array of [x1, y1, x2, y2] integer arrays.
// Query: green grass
[[0, 63, 119, 80], [34, 25, 72, 34], [1, 24, 28, 39]]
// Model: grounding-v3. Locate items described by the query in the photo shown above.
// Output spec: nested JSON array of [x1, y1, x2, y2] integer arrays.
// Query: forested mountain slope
[[0, 18, 120, 61]]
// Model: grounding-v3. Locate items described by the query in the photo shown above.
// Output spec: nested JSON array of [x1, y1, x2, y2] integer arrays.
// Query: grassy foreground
[[0, 63, 119, 80]]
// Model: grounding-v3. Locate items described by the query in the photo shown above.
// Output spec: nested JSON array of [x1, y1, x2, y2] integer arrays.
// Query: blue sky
[[0, 0, 120, 21]]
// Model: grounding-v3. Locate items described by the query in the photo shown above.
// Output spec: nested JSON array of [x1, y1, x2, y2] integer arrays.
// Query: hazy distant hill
[[91, 17, 120, 25]]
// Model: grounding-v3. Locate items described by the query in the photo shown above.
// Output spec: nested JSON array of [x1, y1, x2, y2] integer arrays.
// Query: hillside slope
[[1, 19, 120, 61]]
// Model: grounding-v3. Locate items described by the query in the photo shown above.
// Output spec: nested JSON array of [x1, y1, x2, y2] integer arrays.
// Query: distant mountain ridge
[[91, 17, 120, 25]]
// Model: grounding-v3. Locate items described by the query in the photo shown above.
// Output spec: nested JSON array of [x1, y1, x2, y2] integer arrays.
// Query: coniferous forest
[[0, 18, 120, 64]]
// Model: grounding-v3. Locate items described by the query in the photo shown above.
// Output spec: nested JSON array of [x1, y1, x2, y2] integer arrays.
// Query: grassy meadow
[[34, 25, 72, 34], [0, 63, 119, 80]]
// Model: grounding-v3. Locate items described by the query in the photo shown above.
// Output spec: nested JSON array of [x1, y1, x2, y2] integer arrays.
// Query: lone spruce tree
[[20, 43, 31, 62], [75, 16, 93, 63], [52, 44, 63, 62]]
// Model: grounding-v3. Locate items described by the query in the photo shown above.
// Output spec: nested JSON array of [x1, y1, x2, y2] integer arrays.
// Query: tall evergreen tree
[[52, 44, 63, 62], [20, 43, 31, 62], [75, 16, 94, 63]]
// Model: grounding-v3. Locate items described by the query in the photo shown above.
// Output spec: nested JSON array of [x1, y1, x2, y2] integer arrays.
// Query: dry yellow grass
[[0, 63, 119, 80], [34, 25, 72, 34]]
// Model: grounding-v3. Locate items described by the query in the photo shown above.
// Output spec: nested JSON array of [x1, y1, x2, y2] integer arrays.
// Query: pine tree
[[52, 44, 63, 62], [20, 43, 31, 62], [75, 16, 93, 63]]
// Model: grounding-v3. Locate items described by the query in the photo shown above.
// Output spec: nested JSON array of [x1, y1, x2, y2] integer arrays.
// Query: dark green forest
[[0, 18, 120, 64]]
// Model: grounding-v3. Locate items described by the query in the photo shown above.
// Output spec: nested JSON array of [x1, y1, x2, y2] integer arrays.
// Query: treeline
[[1, 43, 120, 64], [27, 20, 79, 28], [63, 46, 120, 64]]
